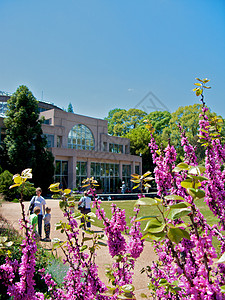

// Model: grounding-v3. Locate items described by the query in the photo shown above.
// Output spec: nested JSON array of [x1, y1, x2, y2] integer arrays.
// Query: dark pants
[[81, 208, 91, 228], [38, 214, 43, 237], [44, 223, 50, 239]]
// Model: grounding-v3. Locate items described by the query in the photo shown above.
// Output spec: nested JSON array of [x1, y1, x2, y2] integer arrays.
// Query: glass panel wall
[[91, 162, 120, 193], [76, 161, 87, 188], [109, 143, 123, 153], [122, 164, 131, 190], [135, 165, 140, 175], [45, 134, 54, 148], [55, 160, 68, 188], [68, 124, 95, 150]]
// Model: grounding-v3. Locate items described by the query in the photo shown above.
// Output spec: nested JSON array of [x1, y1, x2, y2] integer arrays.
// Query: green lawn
[[82, 198, 222, 252], [86, 198, 219, 229]]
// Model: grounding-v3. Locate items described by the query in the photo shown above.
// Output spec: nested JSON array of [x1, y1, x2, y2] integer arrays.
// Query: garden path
[[1, 200, 157, 299]]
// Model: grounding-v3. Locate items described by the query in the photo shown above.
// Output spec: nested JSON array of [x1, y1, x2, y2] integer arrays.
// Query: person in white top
[[27, 187, 46, 238], [78, 191, 91, 228]]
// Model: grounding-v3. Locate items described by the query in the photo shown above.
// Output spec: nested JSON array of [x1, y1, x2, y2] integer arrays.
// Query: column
[[68, 156, 77, 189], [119, 161, 123, 181], [87, 159, 91, 178]]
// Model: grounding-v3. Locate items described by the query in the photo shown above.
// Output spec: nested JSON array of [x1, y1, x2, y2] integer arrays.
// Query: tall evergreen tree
[[4, 85, 54, 194], [67, 102, 74, 113]]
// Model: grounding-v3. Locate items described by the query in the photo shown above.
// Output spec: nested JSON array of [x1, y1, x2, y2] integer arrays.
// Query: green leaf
[[187, 188, 205, 199], [180, 179, 193, 189], [167, 208, 191, 220], [188, 166, 206, 175], [121, 284, 135, 293], [87, 212, 96, 218], [195, 88, 203, 96], [51, 194, 61, 199], [167, 227, 190, 244], [97, 241, 107, 246], [220, 285, 225, 293], [5, 241, 13, 247], [50, 187, 62, 193], [194, 83, 202, 86], [168, 223, 187, 229], [63, 189, 71, 194], [195, 77, 204, 82], [55, 223, 63, 230], [83, 229, 95, 235], [147, 223, 166, 234], [164, 195, 185, 201], [144, 219, 163, 232], [82, 237, 92, 242], [133, 184, 140, 190], [144, 176, 154, 181], [200, 129, 208, 133], [80, 245, 88, 252], [59, 200, 66, 209], [216, 252, 225, 264], [142, 231, 166, 241], [0, 237, 8, 243], [169, 202, 191, 209], [176, 162, 189, 170], [172, 166, 183, 173], [49, 183, 60, 189], [135, 197, 161, 206], [9, 183, 21, 189], [130, 179, 140, 184], [198, 134, 207, 139], [159, 278, 168, 285], [134, 215, 158, 222]]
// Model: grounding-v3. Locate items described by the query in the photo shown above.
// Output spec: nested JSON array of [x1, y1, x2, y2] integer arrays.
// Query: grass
[[83, 198, 220, 230]]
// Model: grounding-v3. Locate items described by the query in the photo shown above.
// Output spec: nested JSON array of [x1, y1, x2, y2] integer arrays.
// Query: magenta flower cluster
[[147, 105, 225, 299]]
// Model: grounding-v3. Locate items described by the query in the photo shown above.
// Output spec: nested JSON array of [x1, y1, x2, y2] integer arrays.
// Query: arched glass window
[[68, 124, 95, 150]]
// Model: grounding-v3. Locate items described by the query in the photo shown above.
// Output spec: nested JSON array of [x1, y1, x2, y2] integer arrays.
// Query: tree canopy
[[105, 108, 147, 136], [105, 104, 225, 172], [162, 104, 225, 163], [3, 85, 54, 193]]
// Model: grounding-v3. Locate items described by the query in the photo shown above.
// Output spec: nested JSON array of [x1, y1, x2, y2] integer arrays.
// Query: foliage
[[145, 110, 171, 135], [105, 108, 147, 136], [45, 258, 70, 285], [124, 127, 152, 173], [3, 85, 54, 194], [104, 108, 124, 135], [161, 103, 225, 163], [0, 169, 36, 201], [67, 102, 74, 113], [0, 170, 18, 201]]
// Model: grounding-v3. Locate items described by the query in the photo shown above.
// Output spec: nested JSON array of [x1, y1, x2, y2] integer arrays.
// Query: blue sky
[[0, 0, 225, 119]]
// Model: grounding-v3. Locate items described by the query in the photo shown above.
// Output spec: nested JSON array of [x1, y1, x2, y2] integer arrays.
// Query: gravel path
[[0, 200, 157, 299]]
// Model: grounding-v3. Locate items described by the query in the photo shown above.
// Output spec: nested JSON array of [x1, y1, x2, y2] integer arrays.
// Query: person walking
[[27, 187, 46, 239], [121, 181, 126, 194], [78, 191, 91, 228], [43, 207, 51, 241]]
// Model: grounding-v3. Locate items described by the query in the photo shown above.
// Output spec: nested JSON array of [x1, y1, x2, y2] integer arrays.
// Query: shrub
[[0, 170, 17, 201], [0, 170, 36, 202]]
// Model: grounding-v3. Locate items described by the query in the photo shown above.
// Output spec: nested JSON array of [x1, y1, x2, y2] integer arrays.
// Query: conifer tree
[[4, 85, 54, 193]]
